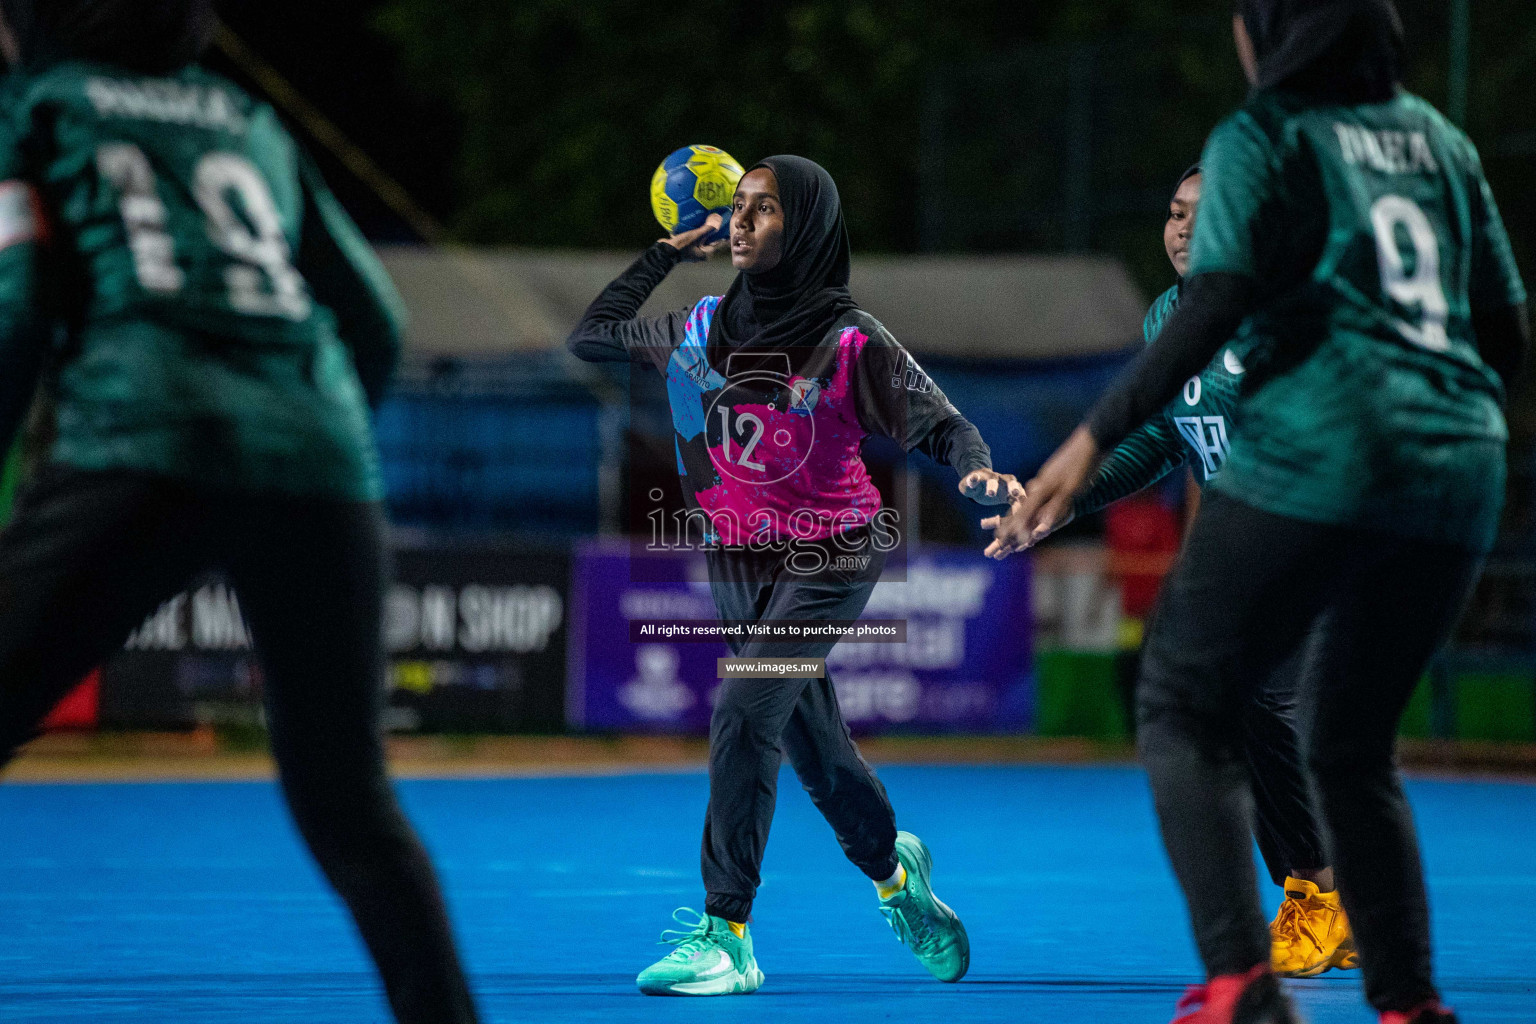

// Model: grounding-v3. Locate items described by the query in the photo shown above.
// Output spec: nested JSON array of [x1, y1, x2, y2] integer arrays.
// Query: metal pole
[[596, 404, 626, 536], [0, 438, 19, 525], [1449, 0, 1471, 127]]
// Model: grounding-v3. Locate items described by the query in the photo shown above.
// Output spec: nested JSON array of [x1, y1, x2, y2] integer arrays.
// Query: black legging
[[0, 466, 478, 1024], [1136, 490, 1481, 1013]]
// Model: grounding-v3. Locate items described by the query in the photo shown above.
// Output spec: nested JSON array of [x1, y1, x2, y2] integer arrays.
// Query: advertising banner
[[384, 544, 568, 731], [95, 544, 569, 733], [567, 541, 1033, 735]]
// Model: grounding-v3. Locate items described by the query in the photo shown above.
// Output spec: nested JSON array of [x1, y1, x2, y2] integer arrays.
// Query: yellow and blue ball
[[650, 145, 744, 243]]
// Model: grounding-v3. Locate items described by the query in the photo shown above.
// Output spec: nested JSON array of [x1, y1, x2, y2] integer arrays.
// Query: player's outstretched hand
[[958, 469, 1024, 505], [661, 214, 725, 262], [982, 425, 1099, 559], [981, 504, 1026, 560], [980, 502, 1077, 559]]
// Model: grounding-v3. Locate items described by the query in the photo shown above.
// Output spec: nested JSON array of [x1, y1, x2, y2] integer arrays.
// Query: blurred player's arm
[[296, 152, 405, 407], [0, 182, 51, 456], [1072, 414, 1187, 520], [984, 282, 1248, 558], [1465, 147, 1530, 396], [1085, 274, 1252, 450], [853, 329, 1014, 502]]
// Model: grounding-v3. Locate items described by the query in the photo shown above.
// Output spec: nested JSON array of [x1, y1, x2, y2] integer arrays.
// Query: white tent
[[376, 245, 1147, 361]]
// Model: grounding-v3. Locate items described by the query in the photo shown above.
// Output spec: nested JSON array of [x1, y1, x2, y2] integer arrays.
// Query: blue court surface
[[1, 765, 1532, 1023]]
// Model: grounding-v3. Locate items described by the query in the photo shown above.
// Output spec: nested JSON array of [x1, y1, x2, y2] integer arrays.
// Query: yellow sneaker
[[1269, 877, 1360, 978]]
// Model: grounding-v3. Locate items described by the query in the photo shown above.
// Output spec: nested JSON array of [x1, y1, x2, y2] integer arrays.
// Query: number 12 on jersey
[[717, 405, 766, 471]]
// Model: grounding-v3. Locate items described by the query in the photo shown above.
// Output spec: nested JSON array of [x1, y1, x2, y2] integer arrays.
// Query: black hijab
[[0, 0, 216, 74], [1173, 164, 1201, 202], [706, 155, 860, 368], [1237, 0, 1403, 103]]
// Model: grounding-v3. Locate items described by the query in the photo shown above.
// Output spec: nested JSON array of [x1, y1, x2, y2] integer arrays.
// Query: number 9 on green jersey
[[1186, 89, 1527, 553]]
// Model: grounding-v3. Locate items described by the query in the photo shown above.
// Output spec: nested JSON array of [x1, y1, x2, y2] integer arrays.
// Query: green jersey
[[0, 61, 404, 500], [1074, 284, 1247, 517], [1189, 88, 1526, 552]]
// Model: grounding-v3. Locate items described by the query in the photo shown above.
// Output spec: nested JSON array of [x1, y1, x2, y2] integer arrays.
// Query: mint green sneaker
[[879, 831, 970, 982], [636, 908, 765, 996]]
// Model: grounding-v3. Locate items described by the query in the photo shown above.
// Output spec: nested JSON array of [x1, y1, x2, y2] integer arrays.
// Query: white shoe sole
[[638, 962, 764, 996]]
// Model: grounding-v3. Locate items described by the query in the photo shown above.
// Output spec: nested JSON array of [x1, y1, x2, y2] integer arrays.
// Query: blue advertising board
[[567, 541, 1033, 734]]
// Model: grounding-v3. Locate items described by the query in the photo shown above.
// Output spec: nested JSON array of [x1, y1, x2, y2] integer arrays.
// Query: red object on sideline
[[42, 670, 100, 730], [1105, 496, 1181, 619]]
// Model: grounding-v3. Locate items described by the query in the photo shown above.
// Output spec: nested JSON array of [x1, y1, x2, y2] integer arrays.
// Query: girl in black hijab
[[991, 2, 1528, 1022], [1236, 0, 1402, 101], [705, 154, 859, 361], [571, 155, 1010, 995]]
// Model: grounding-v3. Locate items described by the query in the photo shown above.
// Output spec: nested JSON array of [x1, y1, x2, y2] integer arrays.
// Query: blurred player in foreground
[[1010, 164, 1357, 979], [0, 2, 477, 1021], [569, 155, 1012, 994], [988, 2, 1527, 1022]]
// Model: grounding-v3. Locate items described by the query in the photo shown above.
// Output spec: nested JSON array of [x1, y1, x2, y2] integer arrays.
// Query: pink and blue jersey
[[568, 243, 992, 545], [667, 296, 888, 544]]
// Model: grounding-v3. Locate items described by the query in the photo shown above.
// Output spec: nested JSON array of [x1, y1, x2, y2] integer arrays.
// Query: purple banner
[[566, 540, 1033, 734]]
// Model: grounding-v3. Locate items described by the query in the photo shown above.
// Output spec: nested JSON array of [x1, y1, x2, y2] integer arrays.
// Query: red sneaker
[[1380, 1002, 1457, 1024], [1171, 964, 1298, 1024]]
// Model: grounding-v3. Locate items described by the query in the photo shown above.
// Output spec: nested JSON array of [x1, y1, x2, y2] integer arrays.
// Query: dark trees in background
[[220, 0, 1533, 295], [207, 0, 459, 240], [370, 0, 1048, 250]]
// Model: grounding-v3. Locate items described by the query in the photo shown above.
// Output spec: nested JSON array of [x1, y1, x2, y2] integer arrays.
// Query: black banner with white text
[[98, 543, 569, 733]]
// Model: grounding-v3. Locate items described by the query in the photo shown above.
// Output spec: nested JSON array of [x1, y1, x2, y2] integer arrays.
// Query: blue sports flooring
[[0, 765, 1532, 1023]]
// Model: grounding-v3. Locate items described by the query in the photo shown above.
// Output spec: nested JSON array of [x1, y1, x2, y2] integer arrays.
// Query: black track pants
[[1136, 491, 1479, 1013], [0, 467, 478, 1024], [700, 533, 899, 923]]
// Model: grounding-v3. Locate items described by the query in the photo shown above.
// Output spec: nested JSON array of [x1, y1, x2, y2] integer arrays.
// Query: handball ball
[[650, 145, 744, 243]]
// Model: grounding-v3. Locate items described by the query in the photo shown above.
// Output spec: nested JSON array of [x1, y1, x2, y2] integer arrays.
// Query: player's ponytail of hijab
[[706, 155, 861, 368], [1237, 0, 1404, 103], [0, 0, 215, 74]]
